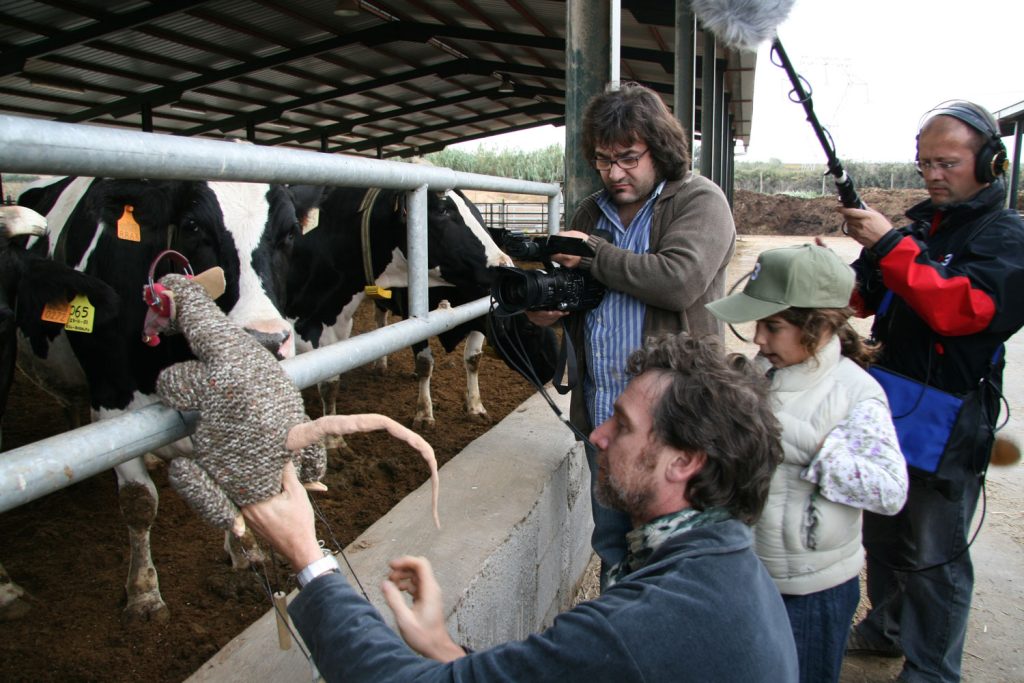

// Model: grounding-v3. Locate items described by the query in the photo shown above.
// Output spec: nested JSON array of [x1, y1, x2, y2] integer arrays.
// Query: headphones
[[917, 100, 1008, 184]]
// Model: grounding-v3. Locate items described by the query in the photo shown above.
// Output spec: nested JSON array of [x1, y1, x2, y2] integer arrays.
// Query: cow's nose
[[246, 328, 292, 360]]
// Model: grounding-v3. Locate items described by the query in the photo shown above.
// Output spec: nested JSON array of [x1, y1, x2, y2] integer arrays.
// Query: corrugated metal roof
[[0, 0, 760, 158]]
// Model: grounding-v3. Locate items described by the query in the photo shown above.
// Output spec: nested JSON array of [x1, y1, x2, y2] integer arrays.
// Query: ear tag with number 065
[[64, 294, 96, 333]]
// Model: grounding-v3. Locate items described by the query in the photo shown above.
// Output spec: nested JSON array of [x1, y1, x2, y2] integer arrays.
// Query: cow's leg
[[114, 456, 170, 625], [463, 330, 489, 423], [223, 529, 265, 570], [0, 560, 32, 621], [318, 378, 354, 458], [413, 342, 435, 431], [313, 307, 359, 460], [371, 306, 390, 375]]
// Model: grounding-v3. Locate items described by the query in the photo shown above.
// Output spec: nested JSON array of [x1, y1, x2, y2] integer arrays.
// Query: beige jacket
[[565, 171, 736, 432]]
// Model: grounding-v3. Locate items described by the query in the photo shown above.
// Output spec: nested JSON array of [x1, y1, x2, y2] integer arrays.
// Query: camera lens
[[492, 263, 606, 313]]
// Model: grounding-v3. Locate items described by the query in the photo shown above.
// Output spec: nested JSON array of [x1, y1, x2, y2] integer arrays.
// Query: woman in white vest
[[706, 244, 908, 683]]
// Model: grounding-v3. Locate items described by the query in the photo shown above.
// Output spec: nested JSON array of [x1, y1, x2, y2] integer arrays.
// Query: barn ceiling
[[0, 0, 758, 160]]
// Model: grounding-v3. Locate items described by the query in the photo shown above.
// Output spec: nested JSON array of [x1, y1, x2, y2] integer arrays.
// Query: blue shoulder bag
[[867, 290, 1001, 493]]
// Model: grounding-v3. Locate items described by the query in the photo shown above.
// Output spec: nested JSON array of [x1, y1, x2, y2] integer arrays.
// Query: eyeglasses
[[592, 148, 649, 171], [915, 159, 963, 173]]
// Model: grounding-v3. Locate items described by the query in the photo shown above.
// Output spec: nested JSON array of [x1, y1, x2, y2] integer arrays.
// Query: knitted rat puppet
[[148, 269, 440, 537]]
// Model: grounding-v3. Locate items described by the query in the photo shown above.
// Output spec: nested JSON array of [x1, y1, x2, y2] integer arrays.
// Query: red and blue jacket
[[852, 182, 1024, 394]]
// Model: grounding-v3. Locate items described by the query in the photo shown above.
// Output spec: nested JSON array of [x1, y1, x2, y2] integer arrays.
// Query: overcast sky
[[454, 0, 1023, 164], [745, 0, 1024, 163]]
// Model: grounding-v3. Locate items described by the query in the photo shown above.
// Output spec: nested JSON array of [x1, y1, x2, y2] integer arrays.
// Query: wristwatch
[[296, 552, 341, 589]]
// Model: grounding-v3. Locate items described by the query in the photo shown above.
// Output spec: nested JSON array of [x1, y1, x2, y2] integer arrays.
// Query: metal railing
[[475, 202, 565, 235], [0, 114, 562, 514]]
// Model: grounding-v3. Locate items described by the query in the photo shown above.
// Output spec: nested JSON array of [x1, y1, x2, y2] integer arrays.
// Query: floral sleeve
[[801, 398, 908, 515]]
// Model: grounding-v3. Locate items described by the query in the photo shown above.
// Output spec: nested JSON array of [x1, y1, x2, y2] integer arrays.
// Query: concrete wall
[[188, 390, 592, 682]]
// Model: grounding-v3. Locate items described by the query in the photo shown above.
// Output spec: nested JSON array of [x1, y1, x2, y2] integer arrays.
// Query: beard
[[595, 442, 659, 519]]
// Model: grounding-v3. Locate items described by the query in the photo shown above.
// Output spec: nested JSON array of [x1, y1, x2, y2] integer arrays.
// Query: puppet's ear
[[193, 267, 226, 300]]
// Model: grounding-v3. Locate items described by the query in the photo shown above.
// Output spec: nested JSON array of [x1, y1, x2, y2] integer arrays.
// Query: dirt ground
[[1, 187, 1019, 681], [731, 187, 929, 236], [0, 301, 538, 683]]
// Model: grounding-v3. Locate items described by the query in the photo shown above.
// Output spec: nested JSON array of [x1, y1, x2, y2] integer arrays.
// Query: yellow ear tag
[[363, 285, 392, 299], [41, 298, 72, 325], [117, 205, 141, 242], [64, 294, 96, 333]]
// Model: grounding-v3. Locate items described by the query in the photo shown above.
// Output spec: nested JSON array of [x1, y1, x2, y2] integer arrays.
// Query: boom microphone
[[769, 40, 866, 210], [689, 0, 795, 51], [688, 0, 865, 210]]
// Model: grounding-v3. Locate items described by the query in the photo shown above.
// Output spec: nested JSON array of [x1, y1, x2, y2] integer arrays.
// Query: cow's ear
[[193, 267, 226, 300]]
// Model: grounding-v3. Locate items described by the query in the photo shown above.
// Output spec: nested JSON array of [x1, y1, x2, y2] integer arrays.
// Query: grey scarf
[[606, 507, 731, 588]]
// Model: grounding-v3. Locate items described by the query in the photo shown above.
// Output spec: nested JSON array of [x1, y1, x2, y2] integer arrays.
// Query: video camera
[[491, 231, 606, 314]]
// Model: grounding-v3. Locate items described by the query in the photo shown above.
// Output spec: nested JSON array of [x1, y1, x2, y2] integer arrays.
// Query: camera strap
[[550, 318, 579, 395]]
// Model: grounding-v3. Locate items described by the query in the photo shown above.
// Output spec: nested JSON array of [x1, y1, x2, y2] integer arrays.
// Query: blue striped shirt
[[583, 180, 666, 429]]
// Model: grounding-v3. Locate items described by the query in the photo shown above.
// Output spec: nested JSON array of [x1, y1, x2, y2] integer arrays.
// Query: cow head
[[426, 190, 512, 291], [82, 180, 300, 360]]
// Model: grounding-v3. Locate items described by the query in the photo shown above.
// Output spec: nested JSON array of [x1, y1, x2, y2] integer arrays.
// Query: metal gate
[[0, 114, 562, 514]]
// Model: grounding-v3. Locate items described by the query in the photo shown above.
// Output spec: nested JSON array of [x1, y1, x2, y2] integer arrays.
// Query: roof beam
[[180, 58, 565, 137], [55, 21, 676, 124], [340, 101, 563, 152], [394, 116, 566, 157], [57, 22, 403, 123], [272, 87, 517, 145], [1, 1, 215, 77]]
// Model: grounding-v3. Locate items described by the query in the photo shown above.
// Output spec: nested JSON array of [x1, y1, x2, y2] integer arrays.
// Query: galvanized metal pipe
[[564, 0, 608, 217], [609, 0, 621, 92], [700, 29, 718, 180], [674, 3, 696, 136], [406, 184, 429, 318], [0, 114, 556, 514], [547, 193, 562, 235], [0, 297, 490, 514], [0, 113, 553, 363], [0, 114, 559, 197]]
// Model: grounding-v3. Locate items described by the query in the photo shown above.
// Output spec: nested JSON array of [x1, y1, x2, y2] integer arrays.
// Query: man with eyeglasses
[[525, 82, 735, 589], [836, 101, 1024, 682]]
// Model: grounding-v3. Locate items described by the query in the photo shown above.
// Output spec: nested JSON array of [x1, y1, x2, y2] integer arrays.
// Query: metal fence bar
[[0, 115, 560, 196], [0, 297, 490, 514], [406, 184, 429, 318], [547, 194, 562, 235], [472, 202, 566, 234], [0, 113, 559, 514]]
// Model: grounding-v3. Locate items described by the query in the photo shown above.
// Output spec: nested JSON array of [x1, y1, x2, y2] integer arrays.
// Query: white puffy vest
[[754, 336, 887, 596]]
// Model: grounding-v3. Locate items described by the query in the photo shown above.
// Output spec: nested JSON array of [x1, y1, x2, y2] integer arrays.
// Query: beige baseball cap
[[706, 244, 854, 324]]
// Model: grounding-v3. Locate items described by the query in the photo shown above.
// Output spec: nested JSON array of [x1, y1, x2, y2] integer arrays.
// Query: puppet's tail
[[287, 415, 440, 528]]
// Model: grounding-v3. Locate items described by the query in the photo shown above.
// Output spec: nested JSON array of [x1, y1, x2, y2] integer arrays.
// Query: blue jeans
[[783, 576, 860, 683], [858, 474, 982, 683], [583, 441, 632, 590]]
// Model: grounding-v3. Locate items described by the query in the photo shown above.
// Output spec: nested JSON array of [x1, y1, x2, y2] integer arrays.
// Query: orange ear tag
[[117, 205, 141, 242], [41, 298, 72, 325], [64, 294, 96, 333]]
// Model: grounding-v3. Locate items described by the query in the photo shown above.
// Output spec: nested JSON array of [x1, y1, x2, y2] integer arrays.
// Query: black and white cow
[[1, 205, 48, 450], [1, 204, 119, 620], [15, 176, 310, 624], [286, 186, 511, 444]]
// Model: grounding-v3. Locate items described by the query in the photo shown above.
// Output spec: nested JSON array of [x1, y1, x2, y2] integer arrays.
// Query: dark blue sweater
[[289, 518, 798, 682]]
